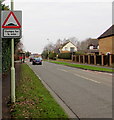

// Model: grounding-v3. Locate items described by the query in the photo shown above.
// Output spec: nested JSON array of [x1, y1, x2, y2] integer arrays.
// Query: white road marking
[[73, 73, 101, 84], [57, 69, 100, 84], [57, 68, 68, 72], [82, 70, 112, 76]]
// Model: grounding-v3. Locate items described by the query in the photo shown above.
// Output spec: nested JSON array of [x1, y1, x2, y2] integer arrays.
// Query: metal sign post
[[1, 0, 22, 103]]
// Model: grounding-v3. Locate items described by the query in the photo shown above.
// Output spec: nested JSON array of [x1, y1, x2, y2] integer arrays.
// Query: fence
[[72, 54, 114, 67]]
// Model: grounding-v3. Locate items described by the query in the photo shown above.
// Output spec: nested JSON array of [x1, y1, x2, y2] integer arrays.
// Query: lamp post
[[47, 38, 49, 61], [11, 0, 15, 103]]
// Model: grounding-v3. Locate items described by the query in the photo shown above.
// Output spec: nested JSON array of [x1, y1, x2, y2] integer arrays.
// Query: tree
[[63, 38, 69, 44], [55, 39, 62, 48], [69, 37, 78, 46], [2, 4, 9, 10], [25, 51, 31, 57], [43, 42, 55, 52], [79, 38, 98, 51], [41, 50, 48, 59]]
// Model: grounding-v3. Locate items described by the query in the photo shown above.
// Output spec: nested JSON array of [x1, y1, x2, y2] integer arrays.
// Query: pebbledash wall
[[99, 36, 114, 55]]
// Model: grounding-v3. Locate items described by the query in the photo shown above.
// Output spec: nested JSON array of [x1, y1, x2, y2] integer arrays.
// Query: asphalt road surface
[[27, 61, 112, 119]]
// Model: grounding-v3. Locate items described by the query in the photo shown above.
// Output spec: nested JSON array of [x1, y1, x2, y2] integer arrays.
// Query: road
[[27, 61, 112, 119]]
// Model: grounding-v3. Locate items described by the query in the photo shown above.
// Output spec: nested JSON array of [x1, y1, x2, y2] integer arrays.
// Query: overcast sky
[[3, 0, 113, 54]]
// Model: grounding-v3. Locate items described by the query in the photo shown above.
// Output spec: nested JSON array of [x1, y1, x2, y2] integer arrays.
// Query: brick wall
[[99, 36, 114, 55]]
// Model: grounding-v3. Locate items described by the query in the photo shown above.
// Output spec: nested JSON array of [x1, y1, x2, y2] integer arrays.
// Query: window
[[89, 46, 94, 49], [65, 47, 68, 51], [70, 47, 75, 52]]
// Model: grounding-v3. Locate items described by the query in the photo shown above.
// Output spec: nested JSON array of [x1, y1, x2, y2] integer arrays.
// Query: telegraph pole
[[11, 0, 15, 103]]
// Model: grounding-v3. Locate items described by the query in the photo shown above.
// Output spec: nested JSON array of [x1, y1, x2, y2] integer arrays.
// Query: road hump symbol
[[2, 11, 21, 28]]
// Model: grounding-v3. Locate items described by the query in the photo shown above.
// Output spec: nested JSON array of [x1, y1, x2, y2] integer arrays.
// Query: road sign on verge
[[1, 11, 22, 38]]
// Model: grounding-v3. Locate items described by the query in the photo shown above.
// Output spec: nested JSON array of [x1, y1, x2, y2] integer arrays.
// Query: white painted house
[[60, 41, 77, 53]]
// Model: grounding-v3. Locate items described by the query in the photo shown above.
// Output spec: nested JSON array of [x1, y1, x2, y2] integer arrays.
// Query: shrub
[[75, 51, 86, 55], [49, 53, 56, 60], [58, 53, 71, 59], [41, 50, 48, 59]]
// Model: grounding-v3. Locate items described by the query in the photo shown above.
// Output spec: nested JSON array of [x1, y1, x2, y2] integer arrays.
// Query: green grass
[[48, 61, 113, 72], [11, 64, 68, 118]]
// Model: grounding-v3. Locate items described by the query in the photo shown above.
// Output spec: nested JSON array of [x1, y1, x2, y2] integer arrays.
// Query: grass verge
[[10, 64, 68, 118], [48, 60, 113, 73]]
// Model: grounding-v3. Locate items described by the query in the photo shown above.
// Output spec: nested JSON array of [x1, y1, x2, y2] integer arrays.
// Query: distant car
[[32, 57, 42, 65]]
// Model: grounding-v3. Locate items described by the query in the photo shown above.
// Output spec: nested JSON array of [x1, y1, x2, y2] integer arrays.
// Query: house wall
[[99, 36, 114, 55], [61, 42, 77, 52]]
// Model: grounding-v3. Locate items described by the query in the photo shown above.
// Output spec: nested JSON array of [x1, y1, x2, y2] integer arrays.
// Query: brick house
[[98, 25, 114, 55]]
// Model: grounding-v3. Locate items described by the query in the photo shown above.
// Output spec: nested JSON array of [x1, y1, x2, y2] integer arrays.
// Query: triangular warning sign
[[2, 11, 21, 28]]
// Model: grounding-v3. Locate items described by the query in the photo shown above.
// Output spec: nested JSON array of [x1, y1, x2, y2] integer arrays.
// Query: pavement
[[0, 75, 2, 120], [27, 61, 112, 119], [2, 62, 21, 119]]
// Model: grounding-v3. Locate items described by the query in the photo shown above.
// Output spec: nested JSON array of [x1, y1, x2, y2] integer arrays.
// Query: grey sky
[[3, 0, 113, 54]]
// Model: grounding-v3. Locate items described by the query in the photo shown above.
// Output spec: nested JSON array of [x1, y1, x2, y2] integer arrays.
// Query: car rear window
[[34, 57, 42, 60]]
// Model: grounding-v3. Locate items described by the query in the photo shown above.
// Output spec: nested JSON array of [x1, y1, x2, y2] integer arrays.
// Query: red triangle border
[[2, 11, 21, 28]]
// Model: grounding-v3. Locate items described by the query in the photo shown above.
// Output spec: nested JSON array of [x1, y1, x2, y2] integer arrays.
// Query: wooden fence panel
[[96, 55, 101, 65], [85, 55, 88, 64], [90, 56, 94, 64], [112, 55, 114, 64], [80, 56, 83, 63], [72, 54, 113, 66], [76, 56, 79, 62]]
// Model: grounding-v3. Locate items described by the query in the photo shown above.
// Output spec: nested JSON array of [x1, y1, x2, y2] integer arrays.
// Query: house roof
[[98, 25, 114, 39], [88, 39, 98, 46], [85, 39, 98, 50]]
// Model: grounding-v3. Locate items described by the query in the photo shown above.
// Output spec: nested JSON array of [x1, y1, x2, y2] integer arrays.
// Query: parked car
[[32, 57, 42, 65]]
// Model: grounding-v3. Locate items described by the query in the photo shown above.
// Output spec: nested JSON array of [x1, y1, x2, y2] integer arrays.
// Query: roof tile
[[98, 25, 114, 39]]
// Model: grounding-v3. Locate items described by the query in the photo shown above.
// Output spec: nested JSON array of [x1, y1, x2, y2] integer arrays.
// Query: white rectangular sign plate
[[3, 29, 20, 37]]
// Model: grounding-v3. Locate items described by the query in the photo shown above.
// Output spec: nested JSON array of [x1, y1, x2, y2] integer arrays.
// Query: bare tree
[[55, 39, 62, 48], [43, 43, 55, 52], [69, 37, 78, 46]]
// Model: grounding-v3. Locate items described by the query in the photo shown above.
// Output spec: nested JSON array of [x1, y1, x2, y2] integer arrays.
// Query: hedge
[[58, 53, 71, 59]]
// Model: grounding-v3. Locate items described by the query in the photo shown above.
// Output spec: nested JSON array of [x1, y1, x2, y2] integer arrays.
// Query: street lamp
[[47, 38, 49, 61], [10, 0, 15, 103]]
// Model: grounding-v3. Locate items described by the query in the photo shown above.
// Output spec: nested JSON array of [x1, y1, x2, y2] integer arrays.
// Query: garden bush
[[58, 53, 71, 59], [49, 53, 56, 60]]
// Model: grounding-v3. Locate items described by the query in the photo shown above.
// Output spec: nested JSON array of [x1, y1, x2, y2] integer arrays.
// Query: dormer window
[[89, 46, 94, 49]]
